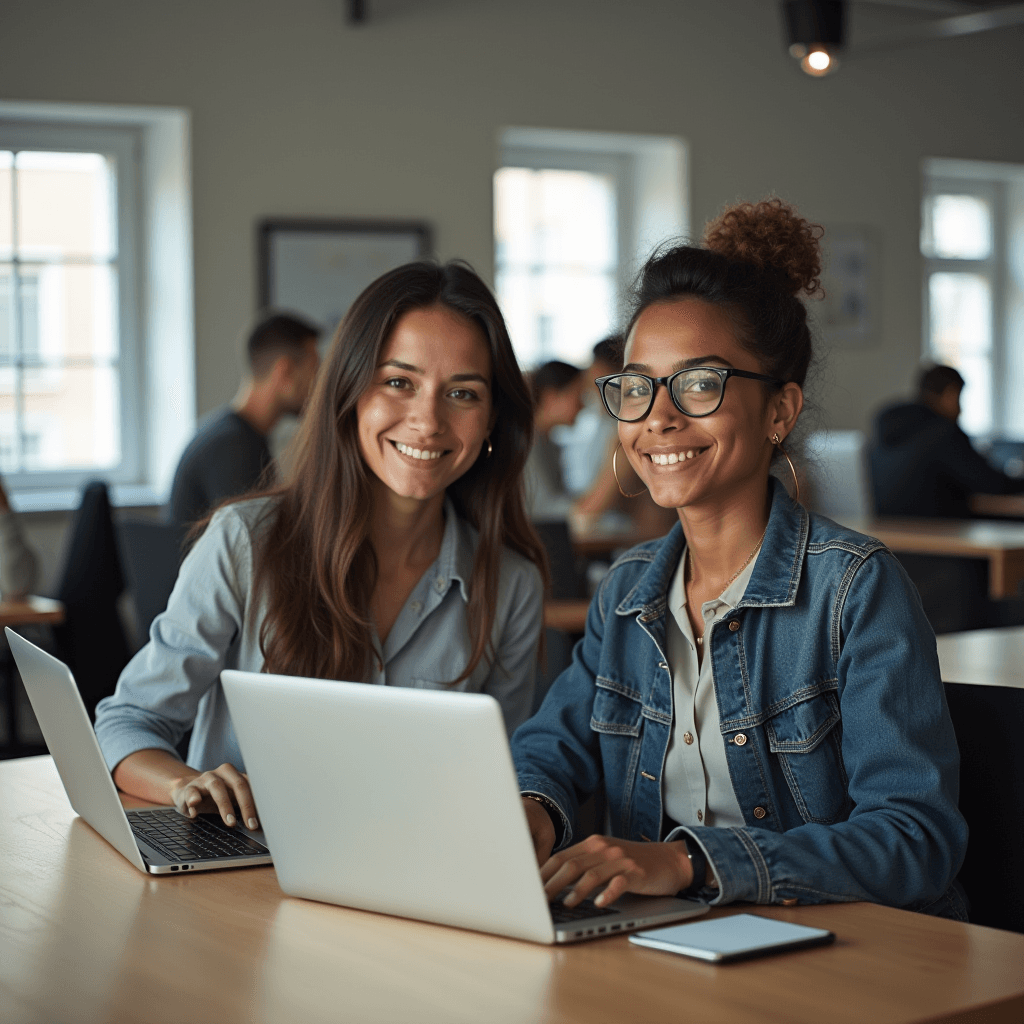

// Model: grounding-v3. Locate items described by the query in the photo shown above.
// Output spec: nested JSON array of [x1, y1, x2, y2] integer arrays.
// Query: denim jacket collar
[[616, 477, 808, 618]]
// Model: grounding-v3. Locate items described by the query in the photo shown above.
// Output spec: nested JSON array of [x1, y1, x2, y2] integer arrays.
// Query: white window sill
[[10, 484, 166, 514]]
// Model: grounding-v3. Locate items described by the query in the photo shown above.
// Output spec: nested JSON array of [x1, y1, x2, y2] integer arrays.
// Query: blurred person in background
[[869, 364, 1024, 519], [559, 337, 622, 496], [526, 361, 585, 521], [169, 312, 322, 529], [0, 476, 39, 599]]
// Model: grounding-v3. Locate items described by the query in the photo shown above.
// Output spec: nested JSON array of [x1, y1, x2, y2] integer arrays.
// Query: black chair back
[[945, 681, 1024, 933], [51, 481, 131, 721], [117, 520, 186, 647]]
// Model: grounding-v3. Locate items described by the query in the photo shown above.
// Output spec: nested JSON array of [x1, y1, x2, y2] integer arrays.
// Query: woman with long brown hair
[[95, 261, 547, 830]]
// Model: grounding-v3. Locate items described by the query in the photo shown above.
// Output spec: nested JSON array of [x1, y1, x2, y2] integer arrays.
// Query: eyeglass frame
[[594, 366, 787, 422]]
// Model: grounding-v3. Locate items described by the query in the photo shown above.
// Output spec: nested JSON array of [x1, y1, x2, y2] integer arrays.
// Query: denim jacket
[[512, 479, 968, 917]]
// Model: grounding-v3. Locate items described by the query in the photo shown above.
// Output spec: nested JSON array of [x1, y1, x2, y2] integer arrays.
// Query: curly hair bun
[[703, 198, 824, 298]]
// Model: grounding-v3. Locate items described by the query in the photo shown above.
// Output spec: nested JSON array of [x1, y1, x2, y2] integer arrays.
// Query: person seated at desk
[[168, 312, 322, 529], [525, 360, 585, 521], [0, 476, 39, 599], [96, 262, 546, 828], [512, 198, 968, 921], [869, 364, 1024, 518]]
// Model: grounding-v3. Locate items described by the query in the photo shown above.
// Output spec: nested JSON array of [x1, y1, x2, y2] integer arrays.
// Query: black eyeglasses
[[595, 367, 786, 422]]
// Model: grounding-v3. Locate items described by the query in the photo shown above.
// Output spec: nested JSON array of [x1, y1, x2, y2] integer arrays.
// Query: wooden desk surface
[[3, 757, 1024, 1024], [970, 493, 1024, 519], [0, 594, 65, 628], [837, 517, 1024, 599], [543, 599, 590, 634], [936, 626, 1024, 690]]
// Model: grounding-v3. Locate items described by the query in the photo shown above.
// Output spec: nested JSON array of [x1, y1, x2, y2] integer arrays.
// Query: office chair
[[117, 519, 186, 648], [944, 681, 1024, 934]]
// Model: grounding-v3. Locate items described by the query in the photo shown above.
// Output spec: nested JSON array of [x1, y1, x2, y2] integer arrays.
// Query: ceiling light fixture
[[783, 0, 846, 76]]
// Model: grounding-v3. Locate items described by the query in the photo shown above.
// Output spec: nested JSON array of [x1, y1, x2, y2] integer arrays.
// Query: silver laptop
[[221, 669, 708, 944], [6, 629, 272, 875]]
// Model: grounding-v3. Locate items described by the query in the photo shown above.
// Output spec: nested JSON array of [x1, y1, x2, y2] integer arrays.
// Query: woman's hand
[[522, 797, 557, 865], [541, 834, 692, 908], [170, 763, 259, 829]]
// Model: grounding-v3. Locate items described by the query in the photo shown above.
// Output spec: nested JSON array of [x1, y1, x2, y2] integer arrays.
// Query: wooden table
[[3, 757, 1024, 1024], [970, 493, 1024, 519], [544, 599, 590, 634], [838, 517, 1024, 599], [936, 626, 1024, 690], [0, 595, 64, 756]]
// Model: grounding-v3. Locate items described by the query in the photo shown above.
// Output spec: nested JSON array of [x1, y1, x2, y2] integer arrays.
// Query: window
[[0, 146, 129, 477], [0, 102, 194, 509], [495, 129, 687, 369], [922, 160, 1024, 439]]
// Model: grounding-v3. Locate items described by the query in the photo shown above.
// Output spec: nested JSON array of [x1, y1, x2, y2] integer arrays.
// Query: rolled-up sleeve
[[93, 506, 254, 772]]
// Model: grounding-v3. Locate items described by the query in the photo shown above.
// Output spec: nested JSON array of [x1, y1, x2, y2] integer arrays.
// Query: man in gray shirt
[[169, 313, 321, 528]]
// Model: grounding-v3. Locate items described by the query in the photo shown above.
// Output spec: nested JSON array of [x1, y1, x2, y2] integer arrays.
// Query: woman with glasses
[[511, 199, 967, 920]]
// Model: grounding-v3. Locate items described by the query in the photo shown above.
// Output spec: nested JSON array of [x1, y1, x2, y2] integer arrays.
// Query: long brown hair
[[248, 260, 547, 683]]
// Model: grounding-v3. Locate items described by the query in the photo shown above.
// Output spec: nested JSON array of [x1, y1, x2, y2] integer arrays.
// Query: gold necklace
[[687, 525, 768, 646]]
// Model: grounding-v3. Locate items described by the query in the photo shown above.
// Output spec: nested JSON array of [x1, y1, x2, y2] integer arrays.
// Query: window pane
[[922, 194, 992, 260], [0, 363, 120, 471], [928, 272, 992, 435], [495, 165, 618, 367], [497, 267, 616, 366], [0, 152, 11, 260], [15, 151, 116, 261], [929, 272, 991, 358]]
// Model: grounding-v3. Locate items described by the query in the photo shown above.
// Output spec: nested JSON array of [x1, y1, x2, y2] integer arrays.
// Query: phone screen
[[629, 913, 835, 962]]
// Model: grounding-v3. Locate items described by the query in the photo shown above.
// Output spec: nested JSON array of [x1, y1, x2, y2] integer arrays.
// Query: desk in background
[[3, 756, 1024, 1024], [836, 517, 1024, 600], [936, 626, 1024, 690], [970, 493, 1024, 519], [0, 596, 64, 757]]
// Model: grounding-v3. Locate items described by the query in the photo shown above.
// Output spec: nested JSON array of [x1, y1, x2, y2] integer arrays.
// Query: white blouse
[[661, 546, 759, 831]]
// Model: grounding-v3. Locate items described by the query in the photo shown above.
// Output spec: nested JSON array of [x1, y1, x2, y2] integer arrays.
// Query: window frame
[[0, 121, 143, 489], [921, 169, 1017, 439]]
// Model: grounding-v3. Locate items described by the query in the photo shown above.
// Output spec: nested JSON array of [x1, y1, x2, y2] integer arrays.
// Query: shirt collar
[[619, 477, 807, 616]]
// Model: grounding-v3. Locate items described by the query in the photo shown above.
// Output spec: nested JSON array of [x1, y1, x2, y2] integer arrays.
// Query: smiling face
[[356, 304, 495, 508], [619, 298, 802, 514]]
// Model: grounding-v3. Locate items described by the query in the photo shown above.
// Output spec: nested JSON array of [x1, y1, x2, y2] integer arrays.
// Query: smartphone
[[629, 912, 835, 963]]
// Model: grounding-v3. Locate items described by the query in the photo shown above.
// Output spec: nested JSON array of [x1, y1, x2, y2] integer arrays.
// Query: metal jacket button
[[780, 898, 799, 906], [683, 731, 694, 745], [734, 733, 747, 746], [728, 620, 740, 632], [753, 806, 767, 819]]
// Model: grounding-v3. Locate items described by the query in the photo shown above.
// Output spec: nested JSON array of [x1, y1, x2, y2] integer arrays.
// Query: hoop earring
[[612, 443, 647, 498], [772, 433, 800, 504]]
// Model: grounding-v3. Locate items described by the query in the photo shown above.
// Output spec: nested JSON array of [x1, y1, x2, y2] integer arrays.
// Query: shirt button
[[697, 809, 703, 822], [753, 806, 767, 819], [683, 731, 694, 745], [435, 577, 445, 592], [734, 733, 747, 746], [728, 620, 740, 632], [410, 600, 422, 613]]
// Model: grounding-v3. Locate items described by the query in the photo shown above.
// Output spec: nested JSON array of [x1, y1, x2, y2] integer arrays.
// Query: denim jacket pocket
[[591, 678, 643, 737], [764, 687, 851, 825]]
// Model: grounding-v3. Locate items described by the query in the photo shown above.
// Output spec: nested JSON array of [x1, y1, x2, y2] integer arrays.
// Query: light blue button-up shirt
[[95, 496, 543, 774]]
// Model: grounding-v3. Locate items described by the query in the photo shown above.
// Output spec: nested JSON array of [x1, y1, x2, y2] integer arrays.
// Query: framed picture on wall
[[817, 226, 880, 347], [257, 218, 433, 340]]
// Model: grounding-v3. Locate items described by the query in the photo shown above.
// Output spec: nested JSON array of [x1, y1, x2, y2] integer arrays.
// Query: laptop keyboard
[[549, 898, 618, 924], [127, 809, 268, 861]]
